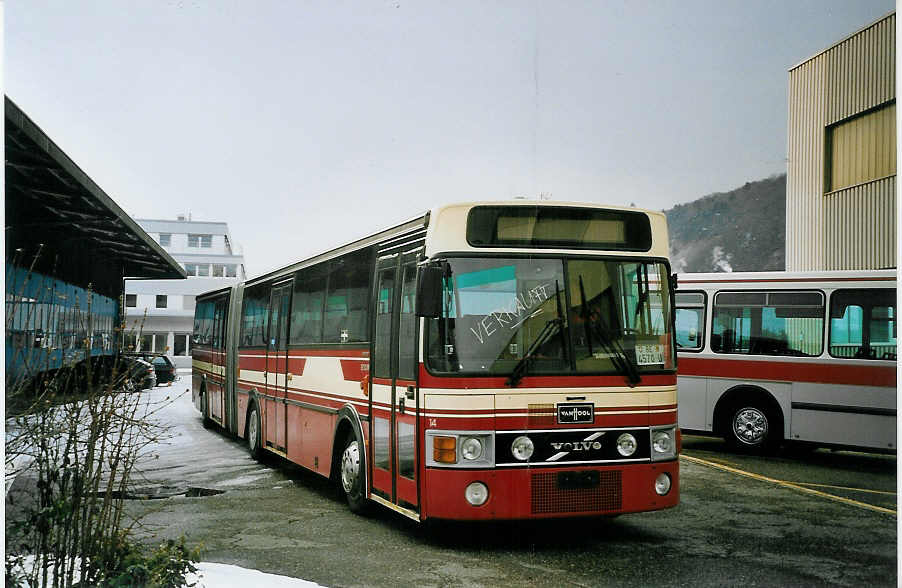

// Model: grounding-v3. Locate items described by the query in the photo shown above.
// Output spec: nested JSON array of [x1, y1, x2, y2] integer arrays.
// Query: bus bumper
[[421, 460, 679, 521]]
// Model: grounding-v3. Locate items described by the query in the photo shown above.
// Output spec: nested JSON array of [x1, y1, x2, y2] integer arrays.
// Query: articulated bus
[[675, 270, 897, 453], [192, 201, 679, 521]]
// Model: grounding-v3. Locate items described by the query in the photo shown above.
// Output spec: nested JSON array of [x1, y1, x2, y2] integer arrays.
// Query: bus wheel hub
[[734, 408, 767, 444], [341, 441, 360, 493]]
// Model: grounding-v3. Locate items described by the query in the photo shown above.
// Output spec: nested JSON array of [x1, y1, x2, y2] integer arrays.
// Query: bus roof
[[677, 269, 897, 287], [240, 200, 670, 289]]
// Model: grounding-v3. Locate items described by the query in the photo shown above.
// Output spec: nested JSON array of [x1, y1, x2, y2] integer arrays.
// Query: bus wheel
[[725, 403, 779, 454], [247, 404, 263, 461], [340, 434, 369, 514]]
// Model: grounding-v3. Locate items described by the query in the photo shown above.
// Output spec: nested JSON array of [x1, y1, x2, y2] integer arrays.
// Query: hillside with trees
[[665, 174, 785, 273]]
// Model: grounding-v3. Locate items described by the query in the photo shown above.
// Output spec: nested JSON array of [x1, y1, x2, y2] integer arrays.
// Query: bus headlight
[[651, 427, 677, 461], [511, 436, 534, 461], [426, 431, 494, 467], [461, 437, 484, 461], [616, 433, 637, 457]]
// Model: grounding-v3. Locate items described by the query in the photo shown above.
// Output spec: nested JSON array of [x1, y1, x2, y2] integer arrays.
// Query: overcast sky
[[6, 0, 894, 276]]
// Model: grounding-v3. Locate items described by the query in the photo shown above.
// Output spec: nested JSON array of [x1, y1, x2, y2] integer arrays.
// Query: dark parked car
[[121, 355, 156, 391], [126, 352, 178, 385], [148, 354, 178, 385]]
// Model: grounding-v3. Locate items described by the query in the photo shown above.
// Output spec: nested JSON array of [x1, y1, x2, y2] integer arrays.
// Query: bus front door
[[370, 255, 420, 514]]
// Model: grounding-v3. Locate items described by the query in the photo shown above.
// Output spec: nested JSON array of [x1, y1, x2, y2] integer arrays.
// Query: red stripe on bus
[[420, 405, 675, 417], [678, 357, 896, 387], [418, 368, 676, 389], [288, 348, 369, 358], [288, 357, 307, 376], [238, 355, 267, 371], [339, 359, 369, 382]]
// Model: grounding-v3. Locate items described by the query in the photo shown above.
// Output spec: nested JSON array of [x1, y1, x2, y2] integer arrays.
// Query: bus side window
[[830, 288, 897, 360], [675, 292, 705, 351], [290, 270, 325, 345], [712, 291, 823, 357]]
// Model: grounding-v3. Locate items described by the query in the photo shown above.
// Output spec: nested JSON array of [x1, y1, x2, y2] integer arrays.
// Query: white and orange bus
[[192, 201, 679, 521], [675, 270, 897, 453]]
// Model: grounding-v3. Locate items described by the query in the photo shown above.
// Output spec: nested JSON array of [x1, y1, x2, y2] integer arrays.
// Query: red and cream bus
[[192, 201, 679, 521], [675, 270, 897, 453]]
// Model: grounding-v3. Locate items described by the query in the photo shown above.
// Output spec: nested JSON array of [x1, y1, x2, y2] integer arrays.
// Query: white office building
[[124, 216, 246, 368]]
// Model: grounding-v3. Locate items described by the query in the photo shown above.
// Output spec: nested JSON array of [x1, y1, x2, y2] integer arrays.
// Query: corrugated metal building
[[786, 12, 896, 271]]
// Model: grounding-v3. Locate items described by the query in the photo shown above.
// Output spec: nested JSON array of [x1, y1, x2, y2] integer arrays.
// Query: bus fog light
[[511, 436, 534, 461], [465, 482, 489, 506], [461, 437, 484, 461], [654, 473, 672, 496], [616, 433, 637, 457]]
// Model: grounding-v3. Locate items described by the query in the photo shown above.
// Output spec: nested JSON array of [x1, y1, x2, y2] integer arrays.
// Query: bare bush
[[5, 259, 198, 587]]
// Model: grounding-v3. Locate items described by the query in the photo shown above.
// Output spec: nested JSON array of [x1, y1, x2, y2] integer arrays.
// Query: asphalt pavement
[[49, 387, 900, 587]]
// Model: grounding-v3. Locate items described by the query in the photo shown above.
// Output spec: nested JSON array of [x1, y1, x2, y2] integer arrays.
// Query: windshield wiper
[[579, 275, 641, 387], [506, 281, 567, 388]]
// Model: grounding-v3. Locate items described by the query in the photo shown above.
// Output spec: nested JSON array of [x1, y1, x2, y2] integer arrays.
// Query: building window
[[159, 233, 172, 247], [126, 294, 137, 307], [212, 264, 224, 277], [153, 333, 168, 354], [184, 264, 197, 276], [197, 264, 210, 277], [826, 102, 896, 192], [173, 333, 189, 356], [188, 234, 213, 248], [140, 333, 153, 352], [156, 295, 168, 309], [226, 264, 237, 277]]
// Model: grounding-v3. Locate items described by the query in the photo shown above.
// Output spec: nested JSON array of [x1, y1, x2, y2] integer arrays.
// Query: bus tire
[[724, 401, 781, 454], [247, 403, 264, 461], [339, 433, 369, 515]]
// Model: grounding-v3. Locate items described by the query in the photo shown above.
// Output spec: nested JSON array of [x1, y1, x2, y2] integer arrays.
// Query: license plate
[[558, 471, 600, 489], [635, 343, 664, 365], [557, 402, 594, 424]]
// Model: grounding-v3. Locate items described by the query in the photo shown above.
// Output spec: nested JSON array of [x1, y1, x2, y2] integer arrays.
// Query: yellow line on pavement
[[792, 482, 896, 496], [680, 454, 897, 516]]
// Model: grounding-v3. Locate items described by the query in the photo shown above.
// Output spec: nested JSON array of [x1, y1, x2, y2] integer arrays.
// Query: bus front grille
[[530, 470, 622, 514]]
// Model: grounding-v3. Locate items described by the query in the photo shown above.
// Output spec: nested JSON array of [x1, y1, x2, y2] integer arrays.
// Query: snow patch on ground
[[8, 558, 321, 587], [189, 562, 323, 587]]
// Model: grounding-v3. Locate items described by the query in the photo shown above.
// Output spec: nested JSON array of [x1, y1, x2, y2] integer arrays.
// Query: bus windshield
[[425, 257, 675, 379]]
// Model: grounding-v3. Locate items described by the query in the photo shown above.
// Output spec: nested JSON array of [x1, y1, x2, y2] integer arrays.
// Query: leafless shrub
[[5, 254, 197, 587]]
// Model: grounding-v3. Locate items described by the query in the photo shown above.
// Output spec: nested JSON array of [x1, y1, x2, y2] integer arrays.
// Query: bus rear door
[[264, 280, 292, 453], [210, 297, 228, 424]]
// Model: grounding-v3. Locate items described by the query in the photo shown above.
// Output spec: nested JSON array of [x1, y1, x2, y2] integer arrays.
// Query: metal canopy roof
[[5, 97, 186, 298]]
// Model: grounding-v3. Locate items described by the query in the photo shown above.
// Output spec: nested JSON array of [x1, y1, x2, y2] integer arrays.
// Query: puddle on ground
[[97, 486, 225, 500]]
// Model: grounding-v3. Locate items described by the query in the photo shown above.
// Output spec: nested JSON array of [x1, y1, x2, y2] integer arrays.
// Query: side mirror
[[416, 264, 444, 318]]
